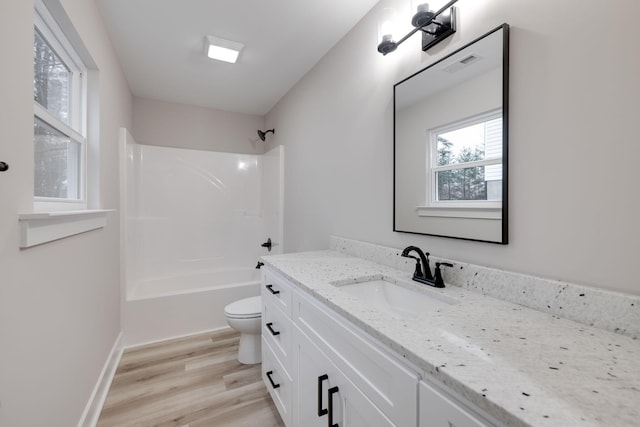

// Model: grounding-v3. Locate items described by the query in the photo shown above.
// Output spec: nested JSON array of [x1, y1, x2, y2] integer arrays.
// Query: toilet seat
[[224, 296, 261, 319]]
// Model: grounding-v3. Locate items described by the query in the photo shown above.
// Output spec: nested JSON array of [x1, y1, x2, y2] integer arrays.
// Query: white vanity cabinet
[[420, 381, 494, 427], [261, 269, 295, 426], [261, 266, 498, 427]]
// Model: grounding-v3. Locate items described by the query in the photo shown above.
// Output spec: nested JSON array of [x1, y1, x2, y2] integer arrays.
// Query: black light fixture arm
[[378, 0, 458, 55]]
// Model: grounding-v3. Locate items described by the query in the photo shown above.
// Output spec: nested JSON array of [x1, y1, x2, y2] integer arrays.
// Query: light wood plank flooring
[[97, 328, 284, 427]]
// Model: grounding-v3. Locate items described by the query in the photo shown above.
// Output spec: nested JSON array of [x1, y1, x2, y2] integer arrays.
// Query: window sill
[[18, 209, 115, 248], [416, 206, 501, 220]]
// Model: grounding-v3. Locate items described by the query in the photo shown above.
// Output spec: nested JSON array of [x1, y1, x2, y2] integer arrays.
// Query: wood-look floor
[[97, 328, 284, 427]]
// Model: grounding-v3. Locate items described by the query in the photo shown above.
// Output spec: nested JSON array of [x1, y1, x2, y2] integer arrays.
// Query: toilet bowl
[[224, 296, 262, 364]]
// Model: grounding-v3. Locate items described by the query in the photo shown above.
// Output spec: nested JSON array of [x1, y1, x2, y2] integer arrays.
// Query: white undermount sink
[[331, 276, 457, 317]]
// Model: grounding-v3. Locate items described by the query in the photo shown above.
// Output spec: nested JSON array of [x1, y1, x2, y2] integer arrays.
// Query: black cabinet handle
[[317, 374, 329, 416], [266, 284, 280, 295], [266, 370, 280, 389], [266, 322, 280, 336], [328, 386, 340, 427]]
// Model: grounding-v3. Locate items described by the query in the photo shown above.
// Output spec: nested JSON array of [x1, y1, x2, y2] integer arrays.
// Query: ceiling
[[96, 0, 380, 116]]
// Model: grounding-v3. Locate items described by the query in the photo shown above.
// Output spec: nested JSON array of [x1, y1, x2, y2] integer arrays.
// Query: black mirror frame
[[393, 23, 510, 244]]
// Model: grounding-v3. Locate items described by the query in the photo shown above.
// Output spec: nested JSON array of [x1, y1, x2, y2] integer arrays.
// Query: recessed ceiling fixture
[[204, 35, 243, 63]]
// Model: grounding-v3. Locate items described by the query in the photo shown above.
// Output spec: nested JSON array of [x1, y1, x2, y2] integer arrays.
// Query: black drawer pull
[[317, 374, 329, 416], [328, 386, 340, 427], [266, 284, 280, 295], [266, 370, 280, 389], [266, 322, 280, 336]]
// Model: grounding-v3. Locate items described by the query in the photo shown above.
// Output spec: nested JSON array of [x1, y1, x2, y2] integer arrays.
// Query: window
[[33, 0, 87, 209], [427, 110, 502, 210]]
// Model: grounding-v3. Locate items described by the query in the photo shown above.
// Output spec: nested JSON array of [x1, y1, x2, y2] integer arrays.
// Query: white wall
[[0, 0, 132, 425], [265, 0, 640, 295], [133, 97, 265, 154]]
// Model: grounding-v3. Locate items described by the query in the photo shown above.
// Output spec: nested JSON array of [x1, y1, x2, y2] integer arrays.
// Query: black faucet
[[401, 246, 433, 281], [401, 246, 453, 288], [255, 261, 264, 269]]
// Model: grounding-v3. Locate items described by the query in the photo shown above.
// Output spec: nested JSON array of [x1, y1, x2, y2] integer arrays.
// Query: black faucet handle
[[433, 262, 454, 288], [404, 255, 423, 278]]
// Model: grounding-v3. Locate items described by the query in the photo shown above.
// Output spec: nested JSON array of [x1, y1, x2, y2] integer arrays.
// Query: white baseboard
[[77, 332, 124, 427], [124, 325, 232, 351]]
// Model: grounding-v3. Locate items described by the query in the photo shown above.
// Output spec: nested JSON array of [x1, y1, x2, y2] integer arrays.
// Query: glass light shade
[[377, 7, 398, 44], [421, 0, 451, 11], [411, 1, 430, 14], [411, 0, 435, 28]]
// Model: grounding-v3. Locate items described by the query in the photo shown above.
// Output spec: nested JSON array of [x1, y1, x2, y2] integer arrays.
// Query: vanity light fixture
[[204, 35, 244, 63], [377, 0, 458, 55]]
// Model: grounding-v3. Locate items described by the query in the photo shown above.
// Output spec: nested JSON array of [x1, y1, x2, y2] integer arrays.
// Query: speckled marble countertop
[[262, 250, 640, 427]]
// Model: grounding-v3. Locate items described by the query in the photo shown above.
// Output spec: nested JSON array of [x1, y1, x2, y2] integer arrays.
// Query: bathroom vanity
[[260, 240, 640, 427], [261, 265, 497, 426]]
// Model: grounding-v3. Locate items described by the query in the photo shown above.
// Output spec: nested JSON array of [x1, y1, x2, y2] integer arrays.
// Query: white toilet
[[224, 296, 262, 364]]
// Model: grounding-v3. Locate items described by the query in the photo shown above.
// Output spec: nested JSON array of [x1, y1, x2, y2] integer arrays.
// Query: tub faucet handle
[[256, 261, 264, 269], [261, 238, 272, 252]]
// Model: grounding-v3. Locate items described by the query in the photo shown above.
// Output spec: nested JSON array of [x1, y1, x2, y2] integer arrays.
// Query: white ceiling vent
[[442, 54, 482, 73]]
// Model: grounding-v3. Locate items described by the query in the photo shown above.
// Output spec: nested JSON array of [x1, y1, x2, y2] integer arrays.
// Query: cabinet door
[[294, 327, 394, 427], [293, 289, 418, 426]]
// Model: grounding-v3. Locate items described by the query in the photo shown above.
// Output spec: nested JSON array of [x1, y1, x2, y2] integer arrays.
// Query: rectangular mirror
[[394, 24, 509, 244]]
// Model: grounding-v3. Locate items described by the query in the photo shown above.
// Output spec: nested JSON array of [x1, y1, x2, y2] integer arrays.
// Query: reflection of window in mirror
[[417, 109, 502, 219], [428, 109, 502, 208]]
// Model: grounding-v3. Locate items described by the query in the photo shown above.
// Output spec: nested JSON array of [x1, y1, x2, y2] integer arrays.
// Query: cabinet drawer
[[262, 302, 293, 372], [420, 381, 494, 427], [262, 337, 293, 427], [262, 267, 293, 317], [294, 290, 418, 427]]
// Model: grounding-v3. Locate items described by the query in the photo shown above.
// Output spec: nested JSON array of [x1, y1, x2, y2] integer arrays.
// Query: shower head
[[257, 128, 275, 141]]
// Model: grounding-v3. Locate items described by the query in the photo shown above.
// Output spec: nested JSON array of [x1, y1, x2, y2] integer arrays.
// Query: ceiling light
[[204, 35, 243, 63]]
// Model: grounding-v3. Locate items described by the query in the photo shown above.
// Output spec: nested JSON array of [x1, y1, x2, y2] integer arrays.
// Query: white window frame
[[417, 109, 503, 219], [33, 0, 88, 211]]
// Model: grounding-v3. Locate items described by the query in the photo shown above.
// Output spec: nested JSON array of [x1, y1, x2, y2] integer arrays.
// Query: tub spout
[[256, 261, 264, 269]]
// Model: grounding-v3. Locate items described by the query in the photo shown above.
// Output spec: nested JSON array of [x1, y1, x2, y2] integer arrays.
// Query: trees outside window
[[33, 1, 86, 206]]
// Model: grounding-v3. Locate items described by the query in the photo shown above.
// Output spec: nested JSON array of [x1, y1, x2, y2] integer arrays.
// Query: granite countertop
[[262, 250, 640, 427]]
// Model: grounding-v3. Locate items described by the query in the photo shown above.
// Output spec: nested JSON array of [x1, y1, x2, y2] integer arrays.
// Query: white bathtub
[[128, 268, 261, 300], [123, 268, 262, 346]]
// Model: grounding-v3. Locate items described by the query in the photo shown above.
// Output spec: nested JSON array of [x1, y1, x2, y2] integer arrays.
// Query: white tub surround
[[119, 130, 284, 346], [261, 248, 640, 427]]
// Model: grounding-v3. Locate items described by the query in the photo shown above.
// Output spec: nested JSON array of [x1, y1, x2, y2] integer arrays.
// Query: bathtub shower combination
[[119, 129, 283, 345]]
